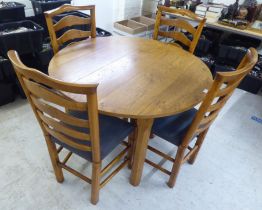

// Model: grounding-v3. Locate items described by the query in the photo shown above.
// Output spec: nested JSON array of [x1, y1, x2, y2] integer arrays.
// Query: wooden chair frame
[[144, 48, 258, 187], [45, 4, 96, 54], [8, 50, 132, 205], [153, 6, 206, 53]]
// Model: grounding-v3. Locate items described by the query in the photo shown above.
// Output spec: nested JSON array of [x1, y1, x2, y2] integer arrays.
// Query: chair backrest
[[181, 48, 258, 147], [7, 50, 101, 163], [44, 4, 96, 54], [153, 6, 206, 53]]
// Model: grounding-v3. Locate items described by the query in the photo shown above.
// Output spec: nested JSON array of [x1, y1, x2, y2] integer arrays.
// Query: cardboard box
[[131, 16, 155, 30], [114, 20, 147, 34]]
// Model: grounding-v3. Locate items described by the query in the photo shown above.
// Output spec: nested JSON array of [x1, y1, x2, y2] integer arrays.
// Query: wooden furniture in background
[[44, 4, 96, 54], [169, 12, 262, 40], [147, 48, 258, 188], [8, 50, 134, 205], [48, 36, 213, 186], [153, 6, 206, 53]]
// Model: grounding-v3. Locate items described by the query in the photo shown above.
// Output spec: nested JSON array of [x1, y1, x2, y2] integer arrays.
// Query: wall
[[142, 0, 159, 15], [77, 0, 143, 31], [72, 0, 115, 31], [4, 0, 143, 32]]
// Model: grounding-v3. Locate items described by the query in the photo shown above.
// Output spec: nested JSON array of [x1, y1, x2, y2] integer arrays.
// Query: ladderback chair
[[8, 50, 134, 205], [153, 6, 206, 53], [145, 48, 258, 187], [45, 4, 96, 54]]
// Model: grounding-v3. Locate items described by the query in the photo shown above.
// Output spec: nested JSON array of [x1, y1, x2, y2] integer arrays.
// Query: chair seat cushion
[[152, 109, 197, 146], [51, 112, 134, 161]]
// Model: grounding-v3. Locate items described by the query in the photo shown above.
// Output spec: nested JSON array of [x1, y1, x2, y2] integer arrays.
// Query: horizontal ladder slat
[[160, 18, 196, 35], [207, 95, 230, 113], [23, 78, 86, 111], [43, 124, 91, 151], [216, 83, 239, 98], [158, 31, 191, 47], [38, 111, 90, 141], [32, 96, 89, 128], [200, 109, 219, 126], [196, 120, 214, 135], [54, 15, 91, 32], [57, 29, 91, 45]]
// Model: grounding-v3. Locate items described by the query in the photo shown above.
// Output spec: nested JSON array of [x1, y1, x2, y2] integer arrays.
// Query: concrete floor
[[0, 88, 262, 210]]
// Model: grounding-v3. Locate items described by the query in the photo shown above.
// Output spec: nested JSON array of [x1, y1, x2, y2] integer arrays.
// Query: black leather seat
[[152, 109, 197, 146], [52, 112, 134, 161]]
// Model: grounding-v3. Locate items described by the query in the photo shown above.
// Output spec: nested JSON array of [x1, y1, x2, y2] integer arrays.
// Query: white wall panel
[[72, 0, 142, 31]]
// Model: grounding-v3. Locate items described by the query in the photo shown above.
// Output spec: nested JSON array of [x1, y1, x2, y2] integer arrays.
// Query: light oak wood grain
[[49, 36, 213, 119]]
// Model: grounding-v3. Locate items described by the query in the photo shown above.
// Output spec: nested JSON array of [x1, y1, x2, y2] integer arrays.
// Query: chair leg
[[91, 162, 101, 205], [167, 146, 186, 188], [127, 132, 135, 169], [127, 119, 137, 169], [188, 130, 208, 165], [45, 135, 64, 183]]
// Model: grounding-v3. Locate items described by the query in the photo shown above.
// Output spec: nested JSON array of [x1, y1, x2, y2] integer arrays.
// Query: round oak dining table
[[48, 36, 213, 186]]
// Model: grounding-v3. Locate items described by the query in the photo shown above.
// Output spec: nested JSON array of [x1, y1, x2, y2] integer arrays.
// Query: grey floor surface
[[0, 89, 262, 210]]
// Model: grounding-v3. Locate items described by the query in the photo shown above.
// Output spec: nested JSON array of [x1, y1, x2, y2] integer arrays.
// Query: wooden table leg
[[130, 118, 153, 186]]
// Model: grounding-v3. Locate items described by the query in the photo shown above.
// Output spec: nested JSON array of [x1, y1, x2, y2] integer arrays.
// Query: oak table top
[[49, 36, 213, 119]]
